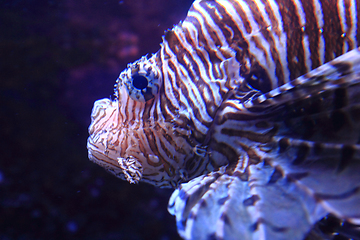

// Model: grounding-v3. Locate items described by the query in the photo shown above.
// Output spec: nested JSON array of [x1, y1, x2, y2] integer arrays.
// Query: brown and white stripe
[[153, 0, 360, 170], [88, 0, 360, 188], [88, 1, 360, 238]]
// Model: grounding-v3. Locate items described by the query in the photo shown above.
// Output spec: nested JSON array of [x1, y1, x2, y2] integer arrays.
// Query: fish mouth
[[87, 98, 127, 180], [87, 97, 147, 183], [87, 96, 210, 188], [86, 97, 177, 187]]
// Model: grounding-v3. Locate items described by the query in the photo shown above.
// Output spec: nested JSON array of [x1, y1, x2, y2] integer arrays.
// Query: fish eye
[[130, 73, 156, 101], [132, 74, 148, 90], [117, 56, 160, 102]]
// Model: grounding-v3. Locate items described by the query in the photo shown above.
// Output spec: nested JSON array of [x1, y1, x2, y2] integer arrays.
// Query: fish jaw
[[87, 98, 128, 182], [87, 97, 206, 188], [87, 98, 163, 186]]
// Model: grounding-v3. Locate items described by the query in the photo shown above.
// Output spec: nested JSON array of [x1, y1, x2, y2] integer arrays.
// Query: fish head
[[87, 54, 205, 188]]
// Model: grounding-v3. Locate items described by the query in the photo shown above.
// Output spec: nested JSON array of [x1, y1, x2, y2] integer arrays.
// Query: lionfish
[[87, 0, 360, 239]]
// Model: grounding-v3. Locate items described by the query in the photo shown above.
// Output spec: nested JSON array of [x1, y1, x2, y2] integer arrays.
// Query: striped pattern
[[168, 48, 360, 239], [88, 0, 360, 187], [87, 0, 360, 239]]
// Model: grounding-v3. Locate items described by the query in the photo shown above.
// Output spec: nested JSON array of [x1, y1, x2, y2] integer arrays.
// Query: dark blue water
[[0, 0, 193, 239]]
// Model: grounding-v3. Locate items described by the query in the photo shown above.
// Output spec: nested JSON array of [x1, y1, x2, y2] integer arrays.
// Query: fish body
[[87, 0, 360, 239]]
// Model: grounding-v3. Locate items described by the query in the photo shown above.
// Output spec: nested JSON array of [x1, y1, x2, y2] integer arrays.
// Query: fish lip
[[86, 97, 188, 187], [86, 133, 122, 170], [86, 97, 158, 182], [87, 98, 125, 177]]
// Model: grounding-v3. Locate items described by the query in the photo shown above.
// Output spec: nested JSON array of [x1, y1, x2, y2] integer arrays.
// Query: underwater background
[[0, 0, 194, 239]]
